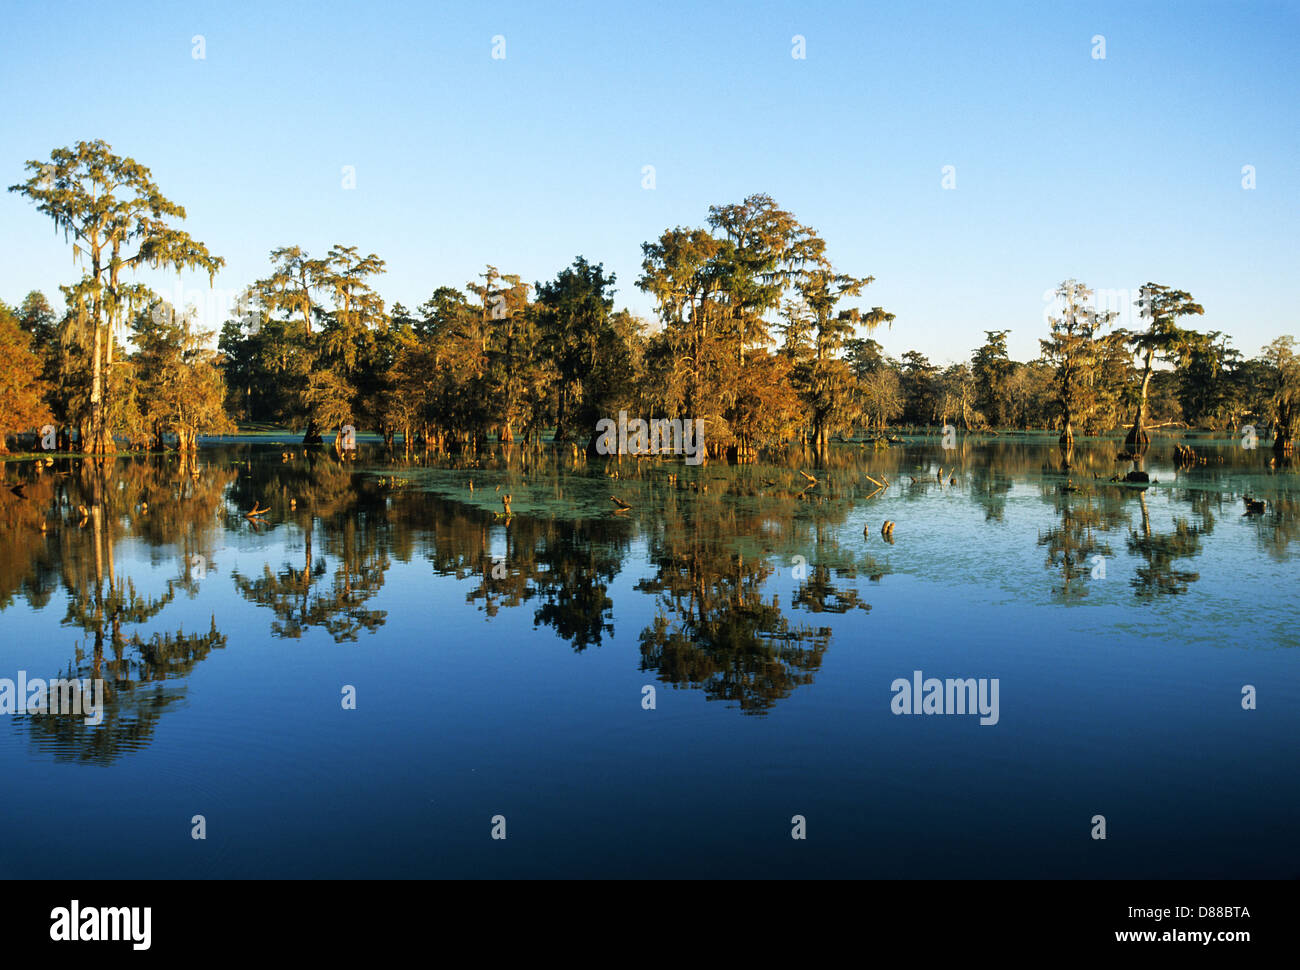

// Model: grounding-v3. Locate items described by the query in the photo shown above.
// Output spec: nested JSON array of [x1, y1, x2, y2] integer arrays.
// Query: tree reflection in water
[[1, 435, 1294, 759], [3, 456, 230, 763]]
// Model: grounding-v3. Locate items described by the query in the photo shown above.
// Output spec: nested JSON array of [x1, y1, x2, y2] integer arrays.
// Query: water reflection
[[1, 434, 1295, 759], [634, 515, 854, 715], [4, 457, 231, 762], [1037, 490, 1120, 600], [1127, 491, 1204, 598]]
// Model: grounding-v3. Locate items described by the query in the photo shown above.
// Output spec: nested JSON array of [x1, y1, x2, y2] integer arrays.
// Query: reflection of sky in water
[[0, 436, 1295, 878]]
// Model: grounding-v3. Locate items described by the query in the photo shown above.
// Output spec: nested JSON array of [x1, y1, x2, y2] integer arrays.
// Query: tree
[[1227, 355, 1272, 433], [899, 351, 941, 427], [238, 246, 331, 442], [1178, 331, 1241, 428], [1005, 360, 1054, 430], [362, 308, 410, 452], [16, 290, 70, 445], [131, 301, 235, 451], [638, 227, 728, 451], [705, 193, 824, 367], [585, 308, 645, 446], [232, 245, 386, 448], [534, 257, 618, 443], [379, 325, 431, 456], [17, 291, 58, 364], [1091, 330, 1137, 434], [415, 285, 488, 452], [789, 265, 892, 460], [1122, 283, 1203, 451], [1260, 336, 1300, 455], [1039, 280, 1115, 446], [971, 330, 1013, 427], [466, 265, 538, 445], [858, 365, 903, 431], [844, 337, 887, 380], [0, 302, 53, 453], [728, 351, 803, 455], [254, 246, 327, 336], [938, 363, 980, 429], [8, 140, 223, 454], [636, 196, 892, 461], [317, 245, 387, 451], [303, 370, 355, 455]]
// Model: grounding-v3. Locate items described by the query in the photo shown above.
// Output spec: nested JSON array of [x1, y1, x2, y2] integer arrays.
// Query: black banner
[[2, 880, 1282, 956]]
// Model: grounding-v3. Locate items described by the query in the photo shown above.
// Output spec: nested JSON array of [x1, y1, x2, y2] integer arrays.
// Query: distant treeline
[[4, 141, 1298, 459]]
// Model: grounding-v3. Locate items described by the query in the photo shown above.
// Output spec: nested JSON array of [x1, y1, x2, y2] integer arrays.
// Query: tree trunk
[[1125, 354, 1155, 453], [101, 307, 116, 454], [87, 321, 104, 454], [555, 385, 570, 443]]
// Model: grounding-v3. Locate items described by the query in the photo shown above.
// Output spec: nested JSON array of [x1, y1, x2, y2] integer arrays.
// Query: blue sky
[[2, 0, 1297, 363]]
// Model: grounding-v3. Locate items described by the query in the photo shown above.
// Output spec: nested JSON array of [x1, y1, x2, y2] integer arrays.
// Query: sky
[[2, 0, 1297, 364]]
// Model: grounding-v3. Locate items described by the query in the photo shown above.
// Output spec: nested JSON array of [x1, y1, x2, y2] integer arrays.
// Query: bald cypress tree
[[130, 301, 235, 451], [8, 140, 223, 454], [0, 301, 52, 453], [790, 266, 892, 461], [1040, 280, 1116, 447], [1123, 283, 1203, 451], [535, 257, 617, 444], [1261, 336, 1300, 455]]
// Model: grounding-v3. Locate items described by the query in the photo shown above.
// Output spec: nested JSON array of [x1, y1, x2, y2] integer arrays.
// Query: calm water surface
[[1, 435, 1296, 878]]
